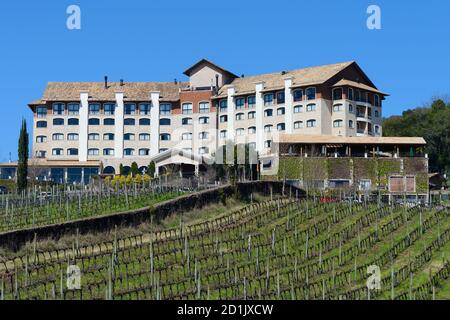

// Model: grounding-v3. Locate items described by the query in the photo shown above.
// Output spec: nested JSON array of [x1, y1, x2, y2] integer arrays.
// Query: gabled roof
[[183, 59, 238, 78], [333, 79, 389, 96], [216, 61, 356, 97]]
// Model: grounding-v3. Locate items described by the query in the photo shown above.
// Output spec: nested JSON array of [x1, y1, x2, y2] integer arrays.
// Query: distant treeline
[[383, 99, 450, 174]]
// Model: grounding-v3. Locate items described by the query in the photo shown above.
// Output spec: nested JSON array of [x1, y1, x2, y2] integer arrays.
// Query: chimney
[[104, 76, 108, 89], [120, 79, 124, 86]]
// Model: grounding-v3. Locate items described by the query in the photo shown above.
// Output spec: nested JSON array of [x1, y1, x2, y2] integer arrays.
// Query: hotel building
[[1, 59, 426, 189]]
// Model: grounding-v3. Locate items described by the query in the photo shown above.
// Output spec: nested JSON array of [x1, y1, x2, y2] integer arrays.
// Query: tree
[[17, 119, 29, 192], [131, 162, 139, 177], [119, 164, 124, 176], [147, 161, 156, 178], [383, 98, 450, 174]]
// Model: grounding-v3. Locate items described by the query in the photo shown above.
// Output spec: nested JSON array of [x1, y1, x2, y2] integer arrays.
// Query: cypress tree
[[147, 161, 156, 178], [131, 162, 139, 176], [17, 118, 29, 192]]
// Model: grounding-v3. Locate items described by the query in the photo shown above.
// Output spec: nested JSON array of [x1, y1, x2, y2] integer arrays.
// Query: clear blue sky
[[0, 0, 449, 162]]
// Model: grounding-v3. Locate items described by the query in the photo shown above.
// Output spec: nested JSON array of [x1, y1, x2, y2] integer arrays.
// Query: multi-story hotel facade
[[1, 59, 402, 184]]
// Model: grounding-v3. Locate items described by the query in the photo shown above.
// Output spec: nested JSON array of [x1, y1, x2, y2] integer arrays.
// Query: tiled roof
[[332, 79, 389, 96], [275, 134, 426, 145], [35, 81, 189, 103], [217, 61, 355, 97]]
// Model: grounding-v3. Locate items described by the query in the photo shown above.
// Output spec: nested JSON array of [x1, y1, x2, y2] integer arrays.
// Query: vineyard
[[0, 183, 190, 232], [0, 197, 448, 300]]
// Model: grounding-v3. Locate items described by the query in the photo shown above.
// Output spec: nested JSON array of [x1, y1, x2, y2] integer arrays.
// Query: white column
[[284, 77, 294, 134], [227, 86, 235, 141], [150, 91, 160, 157], [79, 90, 89, 162], [255, 81, 265, 152], [114, 91, 124, 159]]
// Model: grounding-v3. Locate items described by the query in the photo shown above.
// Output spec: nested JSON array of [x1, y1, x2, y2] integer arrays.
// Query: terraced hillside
[[0, 199, 448, 300]]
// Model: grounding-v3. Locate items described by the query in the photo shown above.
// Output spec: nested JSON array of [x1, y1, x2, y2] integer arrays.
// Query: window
[[139, 103, 151, 115], [139, 148, 150, 156], [349, 120, 354, 128], [374, 110, 379, 118], [219, 100, 227, 112], [306, 104, 316, 112], [37, 106, 47, 118], [67, 148, 78, 156], [52, 148, 63, 156], [124, 118, 135, 125], [182, 133, 192, 140], [198, 132, 208, 140], [52, 133, 64, 141], [247, 96, 256, 108], [199, 147, 209, 155], [199, 102, 210, 113], [103, 148, 114, 156], [220, 130, 227, 139], [102, 118, 114, 126], [199, 117, 209, 124], [136, 118, 149, 126], [333, 120, 343, 128], [160, 103, 172, 115], [68, 118, 79, 126], [88, 133, 100, 141], [236, 128, 245, 136], [125, 103, 136, 115], [277, 107, 285, 115], [160, 118, 171, 126], [88, 118, 100, 125], [264, 140, 272, 148], [104, 103, 115, 115], [348, 88, 354, 101], [333, 104, 343, 112], [264, 109, 273, 117], [66, 103, 79, 116], [264, 125, 273, 132], [277, 91, 285, 104], [103, 133, 114, 140], [88, 104, 100, 115], [182, 103, 193, 114], [359, 179, 371, 191], [53, 118, 64, 126], [139, 133, 150, 141], [235, 98, 244, 110], [374, 95, 380, 107], [349, 104, 354, 113], [374, 125, 380, 134], [264, 94, 273, 106], [333, 88, 343, 100], [248, 111, 256, 119], [306, 87, 316, 100], [182, 117, 192, 125], [53, 103, 65, 115], [36, 136, 47, 143], [159, 148, 168, 153], [294, 105, 303, 113], [277, 123, 286, 131], [124, 133, 135, 141], [123, 148, 134, 156], [236, 113, 245, 121], [355, 90, 361, 102], [294, 121, 303, 129], [293, 89, 303, 102], [248, 126, 256, 134], [160, 133, 171, 141], [307, 119, 317, 127], [37, 121, 47, 128]]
